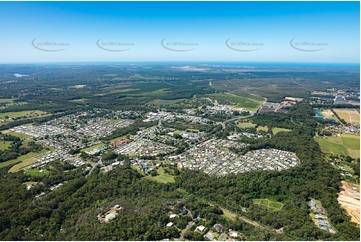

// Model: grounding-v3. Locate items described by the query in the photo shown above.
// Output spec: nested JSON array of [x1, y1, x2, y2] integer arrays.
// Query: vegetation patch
[[272, 127, 291, 135], [237, 122, 256, 128], [25, 168, 49, 177], [145, 167, 175, 184], [0, 110, 47, 119], [8, 149, 48, 173], [0, 141, 12, 150], [208, 92, 264, 112], [253, 199, 284, 211]]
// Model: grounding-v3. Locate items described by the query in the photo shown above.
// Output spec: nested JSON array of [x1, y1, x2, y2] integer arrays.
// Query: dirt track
[[338, 181, 360, 225]]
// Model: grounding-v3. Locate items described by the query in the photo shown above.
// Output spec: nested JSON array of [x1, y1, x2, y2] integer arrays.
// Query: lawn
[[0, 141, 12, 150], [272, 127, 291, 135], [145, 167, 175, 184], [0, 110, 47, 119], [253, 199, 284, 211], [237, 122, 256, 128]]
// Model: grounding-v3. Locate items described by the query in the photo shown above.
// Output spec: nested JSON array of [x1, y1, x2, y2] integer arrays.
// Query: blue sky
[[0, 1, 359, 63]]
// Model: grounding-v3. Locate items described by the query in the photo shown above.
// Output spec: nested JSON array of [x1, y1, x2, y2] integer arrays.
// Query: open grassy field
[[147, 98, 187, 105], [314, 136, 348, 157], [321, 109, 339, 122], [257, 126, 269, 132], [25, 168, 49, 177], [4, 131, 31, 140], [145, 167, 175, 184], [0, 110, 47, 119], [272, 127, 291, 135], [253, 199, 284, 211], [237, 122, 256, 128], [0, 141, 12, 150], [128, 88, 170, 97], [333, 109, 360, 126], [315, 134, 359, 159], [8, 149, 48, 173], [81, 143, 106, 152], [69, 98, 88, 103], [208, 92, 265, 112], [341, 134, 360, 159]]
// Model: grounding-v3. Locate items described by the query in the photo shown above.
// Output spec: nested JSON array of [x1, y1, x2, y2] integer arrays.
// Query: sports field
[[272, 127, 291, 135]]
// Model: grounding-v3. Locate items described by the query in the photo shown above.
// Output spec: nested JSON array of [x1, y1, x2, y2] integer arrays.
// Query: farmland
[[333, 109, 360, 126]]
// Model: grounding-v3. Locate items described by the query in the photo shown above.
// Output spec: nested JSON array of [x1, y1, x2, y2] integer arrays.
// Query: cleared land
[[321, 109, 339, 122], [314, 135, 360, 158], [333, 109, 360, 126], [3, 131, 31, 140], [237, 122, 256, 128], [81, 143, 106, 152], [145, 167, 175, 184], [257, 126, 269, 132], [0, 141, 12, 150], [8, 149, 48, 173], [272, 127, 291, 135], [0, 110, 47, 119], [208, 92, 264, 112], [25, 168, 49, 177], [253, 199, 284, 211], [338, 181, 360, 225]]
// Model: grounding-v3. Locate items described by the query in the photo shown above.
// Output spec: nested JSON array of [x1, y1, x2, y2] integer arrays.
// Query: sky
[[0, 1, 359, 63]]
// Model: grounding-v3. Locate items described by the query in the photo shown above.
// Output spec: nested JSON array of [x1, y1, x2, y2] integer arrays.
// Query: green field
[[4, 131, 31, 140], [25, 168, 49, 177], [145, 167, 175, 184], [0, 110, 47, 119], [257, 126, 269, 132], [129, 88, 170, 97], [272, 127, 291, 135], [237, 122, 256, 128], [8, 150, 47, 172], [341, 134, 360, 150], [69, 98, 88, 103], [315, 136, 349, 157], [315, 134, 359, 159], [147, 98, 187, 105], [81, 143, 106, 152], [208, 92, 265, 112], [0, 141, 12, 150], [253, 199, 284, 211]]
